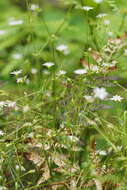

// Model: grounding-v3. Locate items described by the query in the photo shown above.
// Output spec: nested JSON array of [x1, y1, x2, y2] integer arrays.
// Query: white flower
[[6, 101, 16, 108], [102, 60, 117, 67], [110, 95, 123, 102], [94, 0, 103, 3], [43, 62, 54, 68], [0, 130, 4, 136], [0, 101, 6, 107], [44, 144, 50, 150], [93, 87, 108, 100], [15, 164, 25, 172], [124, 49, 127, 56], [68, 135, 79, 143], [56, 44, 69, 55], [0, 101, 16, 109], [84, 95, 94, 103], [57, 70, 67, 76], [97, 150, 107, 156], [43, 69, 50, 75], [0, 30, 7, 36], [10, 69, 22, 76], [8, 19, 23, 26], [56, 44, 67, 51], [74, 69, 87, 75], [31, 68, 38, 74], [117, 146, 122, 151], [25, 79, 30, 84], [23, 105, 30, 113], [70, 180, 77, 188], [21, 166, 26, 171], [0, 186, 7, 190], [107, 31, 113, 37], [91, 65, 100, 72], [28, 132, 34, 138], [15, 165, 20, 171], [16, 77, 23, 83], [12, 53, 22, 60], [104, 19, 110, 25], [97, 13, 107, 18], [111, 60, 117, 65], [82, 6, 94, 11], [83, 64, 100, 73], [29, 4, 39, 11]]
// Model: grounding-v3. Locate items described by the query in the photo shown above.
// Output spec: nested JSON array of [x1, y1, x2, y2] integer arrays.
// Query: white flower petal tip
[[57, 70, 67, 76], [12, 53, 22, 60], [93, 87, 108, 100], [23, 105, 30, 113], [104, 19, 110, 25], [97, 13, 107, 18], [94, 0, 103, 3], [29, 4, 39, 11], [10, 69, 22, 76], [16, 77, 23, 83], [68, 135, 79, 143], [124, 49, 127, 56], [74, 69, 87, 75], [0, 30, 7, 36], [84, 95, 94, 103], [56, 44, 69, 55], [8, 19, 23, 26], [43, 62, 55, 68], [31, 68, 38, 74], [110, 95, 123, 102], [96, 150, 107, 156], [82, 6, 94, 11], [0, 130, 4, 136]]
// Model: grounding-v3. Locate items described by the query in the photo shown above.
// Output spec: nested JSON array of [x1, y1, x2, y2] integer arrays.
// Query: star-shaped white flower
[[43, 62, 55, 68], [82, 6, 93, 11], [97, 13, 107, 18], [93, 87, 108, 100], [0, 130, 4, 136], [110, 95, 123, 102], [74, 69, 87, 75], [10, 69, 22, 76], [82, 6, 94, 11]]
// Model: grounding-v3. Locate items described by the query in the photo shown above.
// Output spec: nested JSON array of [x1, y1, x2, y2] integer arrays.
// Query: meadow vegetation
[[0, 0, 127, 189]]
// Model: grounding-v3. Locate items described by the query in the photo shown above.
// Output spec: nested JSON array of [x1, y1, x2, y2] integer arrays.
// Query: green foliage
[[0, 0, 127, 189]]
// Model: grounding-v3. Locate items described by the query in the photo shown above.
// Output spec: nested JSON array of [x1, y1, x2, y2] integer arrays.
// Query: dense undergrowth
[[0, 0, 127, 189]]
